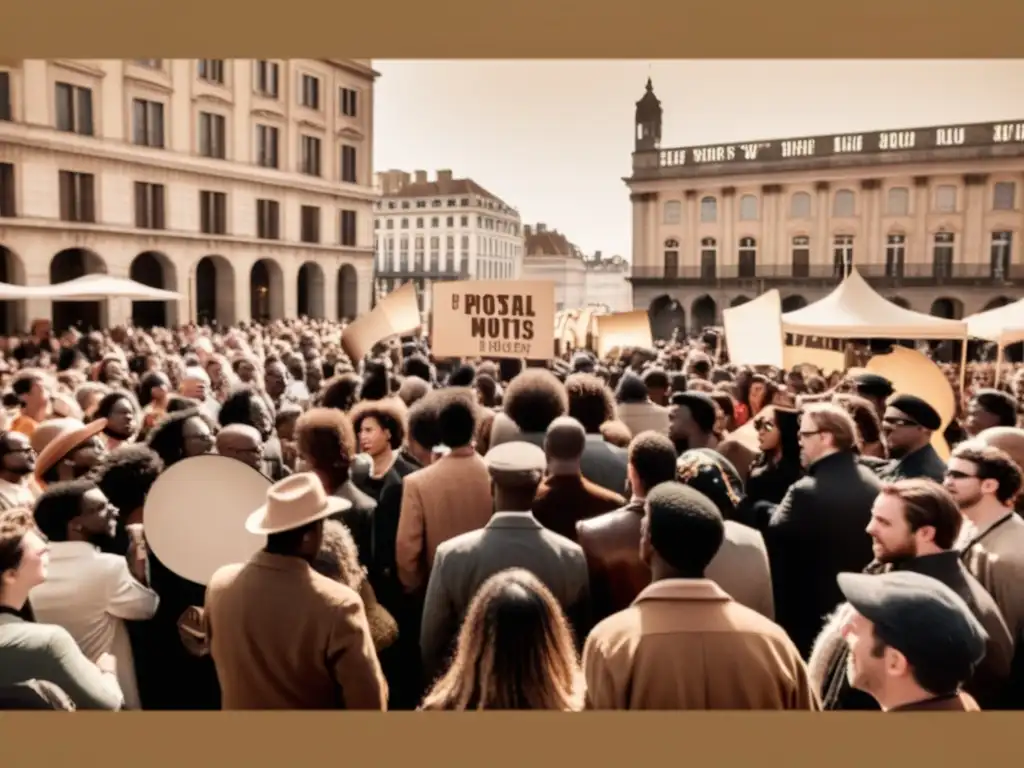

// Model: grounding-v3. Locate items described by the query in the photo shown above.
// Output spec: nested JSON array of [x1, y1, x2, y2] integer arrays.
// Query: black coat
[[765, 450, 881, 659], [328, 480, 377, 571], [877, 443, 946, 484]]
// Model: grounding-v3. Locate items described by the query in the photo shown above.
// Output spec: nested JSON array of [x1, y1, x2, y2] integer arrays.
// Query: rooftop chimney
[[414, 170, 427, 184], [536, 223, 547, 233], [437, 169, 453, 183]]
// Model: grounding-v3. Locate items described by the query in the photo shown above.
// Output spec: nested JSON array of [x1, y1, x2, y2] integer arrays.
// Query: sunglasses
[[883, 417, 920, 429], [944, 469, 978, 481], [753, 419, 775, 432]]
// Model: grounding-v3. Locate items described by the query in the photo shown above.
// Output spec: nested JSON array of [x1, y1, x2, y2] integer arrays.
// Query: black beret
[[838, 571, 987, 680], [670, 392, 717, 433], [888, 394, 942, 431], [853, 373, 894, 398]]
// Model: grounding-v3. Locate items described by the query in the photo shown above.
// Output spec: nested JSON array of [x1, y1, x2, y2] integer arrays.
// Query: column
[[815, 181, 830, 272], [629, 192, 648, 272], [645, 194, 659, 271], [683, 190, 697, 268], [962, 173, 988, 270], [911, 176, 929, 266], [861, 179, 882, 266], [762, 184, 781, 273], [721, 187, 735, 270], [774, 185, 788, 272]]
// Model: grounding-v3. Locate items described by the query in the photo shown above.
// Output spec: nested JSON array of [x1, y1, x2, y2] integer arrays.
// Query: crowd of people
[[0, 315, 1023, 711]]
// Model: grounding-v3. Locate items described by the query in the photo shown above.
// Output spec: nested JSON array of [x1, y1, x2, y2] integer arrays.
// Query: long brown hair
[[420, 569, 582, 711]]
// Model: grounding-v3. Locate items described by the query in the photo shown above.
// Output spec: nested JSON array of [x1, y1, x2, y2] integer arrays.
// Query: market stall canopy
[[781, 269, 967, 340], [24, 275, 183, 302], [0, 282, 39, 300], [964, 298, 1024, 346]]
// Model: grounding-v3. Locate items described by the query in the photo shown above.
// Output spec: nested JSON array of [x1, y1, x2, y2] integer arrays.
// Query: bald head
[[216, 424, 263, 470], [545, 416, 586, 476]]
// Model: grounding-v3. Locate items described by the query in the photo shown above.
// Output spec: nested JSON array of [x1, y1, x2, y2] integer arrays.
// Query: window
[[0, 71, 10, 121], [431, 217, 439, 228], [54, 83, 93, 136], [385, 220, 393, 230], [791, 236, 810, 278], [198, 112, 226, 159], [340, 87, 358, 117], [932, 232, 954, 278], [340, 209, 357, 246], [256, 199, 280, 240], [133, 182, 165, 229], [446, 216, 454, 227], [700, 237, 717, 279], [935, 185, 957, 213], [199, 190, 227, 235], [991, 231, 1013, 279], [461, 198, 470, 206], [887, 187, 909, 216], [300, 74, 320, 110], [460, 215, 468, 226], [738, 237, 757, 277], [0, 163, 15, 217], [833, 235, 854, 276], [399, 237, 409, 270], [994, 182, 1016, 211], [134, 60, 162, 69], [340, 145, 357, 183], [414, 236, 424, 271], [254, 60, 279, 98], [300, 135, 321, 176], [416, 217, 424, 229], [198, 59, 225, 84], [300, 206, 320, 244], [256, 124, 279, 169], [132, 99, 164, 148], [400, 218, 408, 229], [833, 190, 855, 217], [58, 171, 96, 223], [739, 195, 758, 221], [663, 200, 681, 224], [663, 238, 679, 278], [700, 196, 717, 223], [430, 236, 440, 272], [790, 192, 811, 219], [885, 234, 906, 277]]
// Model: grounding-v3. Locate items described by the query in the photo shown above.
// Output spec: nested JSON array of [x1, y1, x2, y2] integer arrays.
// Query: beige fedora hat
[[245, 473, 351, 535]]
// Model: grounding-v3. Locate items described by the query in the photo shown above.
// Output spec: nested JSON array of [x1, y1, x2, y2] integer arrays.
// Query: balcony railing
[[628, 261, 1023, 286], [375, 265, 469, 280]]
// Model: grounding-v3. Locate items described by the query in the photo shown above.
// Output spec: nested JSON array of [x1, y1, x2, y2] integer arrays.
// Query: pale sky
[[372, 60, 1024, 260]]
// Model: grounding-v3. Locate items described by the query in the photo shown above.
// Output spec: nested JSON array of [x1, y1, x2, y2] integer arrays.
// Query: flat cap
[[838, 570, 987, 677], [852, 372, 894, 398], [888, 394, 942, 431], [484, 440, 546, 488]]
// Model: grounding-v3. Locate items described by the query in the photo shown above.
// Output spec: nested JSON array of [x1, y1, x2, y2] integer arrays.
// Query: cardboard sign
[[431, 280, 555, 359], [595, 310, 653, 358], [723, 290, 784, 367], [341, 282, 421, 362]]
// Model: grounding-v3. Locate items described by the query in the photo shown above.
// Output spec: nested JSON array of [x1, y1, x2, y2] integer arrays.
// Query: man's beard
[[954, 488, 984, 511], [886, 442, 909, 460], [103, 425, 133, 441], [876, 539, 918, 565]]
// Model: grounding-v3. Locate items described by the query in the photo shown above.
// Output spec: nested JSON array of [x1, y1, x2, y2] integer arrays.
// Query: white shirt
[[0, 477, 34, 511], [29, 541, 159, 710]]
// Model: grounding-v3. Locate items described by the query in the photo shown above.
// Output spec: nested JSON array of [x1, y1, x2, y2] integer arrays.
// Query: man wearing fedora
[[203, 473, 387, 710]]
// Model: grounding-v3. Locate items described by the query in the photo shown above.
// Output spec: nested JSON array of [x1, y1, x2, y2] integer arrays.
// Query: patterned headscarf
[[675, 448, 745, 519]]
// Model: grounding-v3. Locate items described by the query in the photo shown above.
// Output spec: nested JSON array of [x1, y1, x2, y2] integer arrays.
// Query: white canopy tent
[[781, 269, 968, 340], [0, 275, 183, 302], [964, 298, 1024, 384]]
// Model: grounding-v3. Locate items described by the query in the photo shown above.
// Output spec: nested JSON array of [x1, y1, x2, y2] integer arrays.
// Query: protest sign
[[431, 280, 555, 359], [595, 310, 653, 358], [341, 282, 421, 362], [723, 290, 785, 367]]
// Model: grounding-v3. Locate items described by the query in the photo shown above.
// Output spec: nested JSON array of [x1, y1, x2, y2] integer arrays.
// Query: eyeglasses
[[753, 419, 775, 433], [883, 417, 920, 429], [798, 429, 822, 441], [944, 469, 978, 481]]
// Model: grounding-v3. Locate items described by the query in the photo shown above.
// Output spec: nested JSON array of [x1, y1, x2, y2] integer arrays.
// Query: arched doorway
[[50, 248, 107, 331], [337, 264, 358, 321], [729, 296, 750, 308], [195, 255, 236, 327], [0, 245, 27, 335], [130, 251, 177, 328], [297, 262, 326, 319], [929, 297, 963, 320], [691, 295, 717, 333], [889, 296, 911, 310], [250, 259, 284, 323], [648, 294, 685, 342], [983, 296, 1014, 311], [781, 295, 808, 312]]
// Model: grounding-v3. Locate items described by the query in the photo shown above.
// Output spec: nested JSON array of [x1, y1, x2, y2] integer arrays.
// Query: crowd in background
[[0, 315, 1023, 711]]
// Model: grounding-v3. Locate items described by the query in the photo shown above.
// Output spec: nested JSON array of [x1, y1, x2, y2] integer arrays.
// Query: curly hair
[[348, 397, 408, 451], [146, 407, 202, 468], [33, 478, 97, 543], [319, 372, 362, 412], [311, 519, 365, 588], [565, 373, 616, 434], [295, 407, 357, 480], [218, 386, 263, 428], [407, 396, 442, 453], [92, 389, 141, 423], [429, 387, 479, 449], [502, 368, 568, 434], [92, 444, 165, 517]]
